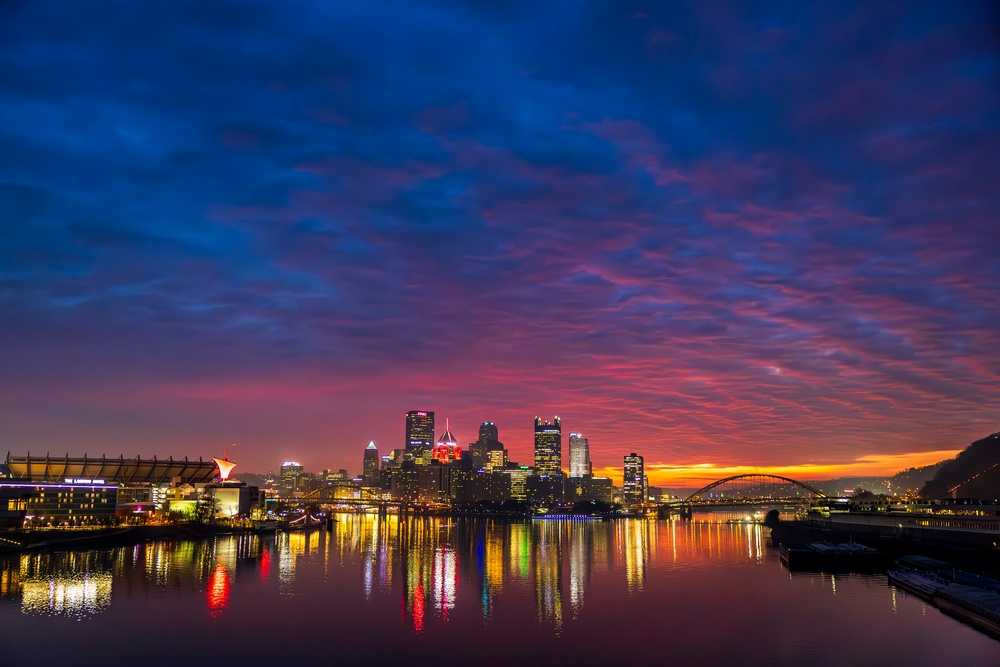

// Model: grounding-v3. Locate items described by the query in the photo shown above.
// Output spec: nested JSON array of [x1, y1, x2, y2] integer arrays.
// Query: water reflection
[[0, 519, 775, 626], [1, 518, 997, 665], [206, 562, 230, 618], [533, 520, 563, 631]]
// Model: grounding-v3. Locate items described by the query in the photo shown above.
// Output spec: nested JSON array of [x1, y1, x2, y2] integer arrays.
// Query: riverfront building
[[0, 480, 118, 528], [1, 452, 222, 528]]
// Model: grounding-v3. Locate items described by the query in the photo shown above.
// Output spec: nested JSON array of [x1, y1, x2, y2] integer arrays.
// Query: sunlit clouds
[[0, 2, 997, 475]]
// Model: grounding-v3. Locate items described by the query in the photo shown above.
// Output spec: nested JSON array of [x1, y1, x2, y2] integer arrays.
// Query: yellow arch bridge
[[658, 473, 825, 518]]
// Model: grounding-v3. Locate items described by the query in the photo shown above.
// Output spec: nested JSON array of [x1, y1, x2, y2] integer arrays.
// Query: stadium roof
[[4, 452, 220, 485]]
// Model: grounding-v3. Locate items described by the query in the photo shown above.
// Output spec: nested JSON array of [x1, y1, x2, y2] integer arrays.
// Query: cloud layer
[[1, 1, 997, 479]]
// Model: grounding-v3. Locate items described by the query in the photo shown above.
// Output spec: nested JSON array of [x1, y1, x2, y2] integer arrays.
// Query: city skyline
[[1, 2, 997, 483]]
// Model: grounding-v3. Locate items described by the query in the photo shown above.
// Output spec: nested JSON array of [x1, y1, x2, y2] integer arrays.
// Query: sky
[[1, 1, 998, 485]]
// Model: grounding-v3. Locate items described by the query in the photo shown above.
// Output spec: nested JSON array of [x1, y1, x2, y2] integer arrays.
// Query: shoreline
[[0, 524, 266, 555]]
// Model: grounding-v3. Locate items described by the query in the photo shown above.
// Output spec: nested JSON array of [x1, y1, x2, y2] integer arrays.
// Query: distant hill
[[920, 432, 1000, 500], [233, 472, 268, 487], [890, 461, 946, 495], [812, 477, 891, 496]]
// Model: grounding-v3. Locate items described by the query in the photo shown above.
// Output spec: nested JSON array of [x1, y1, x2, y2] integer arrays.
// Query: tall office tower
[[534, 416, 562, 477], [280, 461, 304, 490], [471, 421, 507, 471], [623, 453, 645, 505], [568, 433, 590, 478], [479, 421, 499, 443], [362, 441, 380, 486], [405, 411, 435, 461]]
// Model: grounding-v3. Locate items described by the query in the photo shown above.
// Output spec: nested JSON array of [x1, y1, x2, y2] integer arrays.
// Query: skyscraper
[[534, 416, 562, 477], [405, 410, 435, 461], [478, 421, 499, 443], [623, 453, 645, 505], [280, 461, 304, 490], [362, 441, 380, 486], [432, 419, 462, 464], [568, 433, 590, 478], [470, 421, 507, 472]]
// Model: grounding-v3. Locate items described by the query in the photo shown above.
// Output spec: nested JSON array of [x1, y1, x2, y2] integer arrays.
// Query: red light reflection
[[260, 548, 271, 584], [207, 563, 231, 619]]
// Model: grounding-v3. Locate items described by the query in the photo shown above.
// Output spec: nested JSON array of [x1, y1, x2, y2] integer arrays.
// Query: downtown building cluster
[[305, 411, 651, 509]]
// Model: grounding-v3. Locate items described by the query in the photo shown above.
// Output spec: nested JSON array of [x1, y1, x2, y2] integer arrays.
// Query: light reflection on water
[[1, 516, 998, 666]]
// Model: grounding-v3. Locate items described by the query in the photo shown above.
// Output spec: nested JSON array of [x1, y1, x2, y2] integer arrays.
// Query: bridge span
[[270, 473, 825, 515]]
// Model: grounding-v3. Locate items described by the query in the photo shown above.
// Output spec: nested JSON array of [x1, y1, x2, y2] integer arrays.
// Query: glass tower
[[568, 433, 590, 478]]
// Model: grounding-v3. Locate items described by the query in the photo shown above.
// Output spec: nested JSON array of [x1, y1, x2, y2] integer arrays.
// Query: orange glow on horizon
[[594, 449, 961, 487]]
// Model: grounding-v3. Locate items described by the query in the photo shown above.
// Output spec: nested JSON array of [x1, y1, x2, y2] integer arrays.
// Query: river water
[[1, 515, 997, 666]]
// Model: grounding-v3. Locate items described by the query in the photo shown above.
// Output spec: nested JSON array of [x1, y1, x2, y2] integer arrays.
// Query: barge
[[779, 541, 887, 571]]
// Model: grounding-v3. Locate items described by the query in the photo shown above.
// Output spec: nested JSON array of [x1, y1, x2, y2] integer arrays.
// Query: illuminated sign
[[63, 478, 106, 485]]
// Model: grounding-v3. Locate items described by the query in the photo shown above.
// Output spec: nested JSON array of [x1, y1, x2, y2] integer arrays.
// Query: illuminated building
[[507, 466, 532, 500], [391, 464, 419, 501], [469, 421, 507, 472], [280, 461, 304, 490], [526, 474, 564, 505], [362, 441, 380, 486], [568, 433, 590, 478], [431, 419, 462, 464], [484, 448, 507, 473], [466, 471, 512, 503], [584, 476, 614, 503], [417, 464, 451, 503], [207, 482, 261, 518], [3, 452, 219, 486], [405, 410, 435, 462], [534, 416, 562, 477], [623, 453, 645, 505], [565, 475, 585, 502], [3, 453, 219, 520], [0, 480, 118, 528]]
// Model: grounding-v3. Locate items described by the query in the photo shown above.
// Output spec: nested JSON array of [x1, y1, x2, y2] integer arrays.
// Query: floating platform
[[779, 541, 888, 571], [889, 566, 1000, 638]]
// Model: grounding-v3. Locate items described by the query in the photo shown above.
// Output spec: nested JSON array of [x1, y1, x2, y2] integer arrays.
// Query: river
[[1, 515, 997, 666]]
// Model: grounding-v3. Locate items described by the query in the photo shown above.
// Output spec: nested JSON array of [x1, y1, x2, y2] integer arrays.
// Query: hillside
[[920, 432, 1000, 500]]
